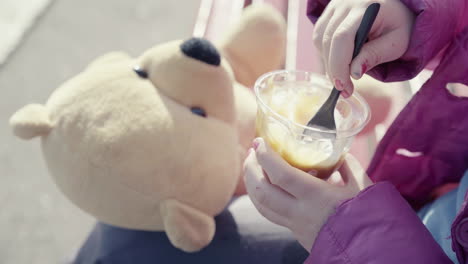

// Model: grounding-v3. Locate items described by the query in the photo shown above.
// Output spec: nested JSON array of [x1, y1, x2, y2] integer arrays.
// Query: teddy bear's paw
[[10, 104, 52, 140], [160, 199, 215, 252]]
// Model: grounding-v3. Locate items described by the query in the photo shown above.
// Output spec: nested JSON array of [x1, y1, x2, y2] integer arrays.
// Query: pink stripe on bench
[[193, 0, 246, 40], [285, 0, 323, 73]]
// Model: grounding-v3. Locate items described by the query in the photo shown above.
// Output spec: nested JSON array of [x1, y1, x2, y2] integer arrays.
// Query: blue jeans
[[417, 170, 468, 263]]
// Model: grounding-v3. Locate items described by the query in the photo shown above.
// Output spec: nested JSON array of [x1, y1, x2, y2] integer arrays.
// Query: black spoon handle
[[332, 3, 380, 100], [352, 3, 380, 59]]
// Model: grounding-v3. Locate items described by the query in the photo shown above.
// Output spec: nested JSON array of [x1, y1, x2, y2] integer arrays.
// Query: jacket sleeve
[[367, 26, 468, 208], [306, 0, 468, 82], [305, 182, 452, 264]]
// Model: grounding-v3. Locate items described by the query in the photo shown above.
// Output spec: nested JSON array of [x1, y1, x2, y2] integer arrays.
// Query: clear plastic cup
[[254, 70, 371, 179]]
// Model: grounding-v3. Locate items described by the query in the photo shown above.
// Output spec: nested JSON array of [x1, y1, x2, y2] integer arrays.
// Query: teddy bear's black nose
[[180, 38, 221, 66]]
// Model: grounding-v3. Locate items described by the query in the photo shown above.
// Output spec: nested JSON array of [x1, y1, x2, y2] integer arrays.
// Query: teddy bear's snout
[[180, 38, 221, 66]]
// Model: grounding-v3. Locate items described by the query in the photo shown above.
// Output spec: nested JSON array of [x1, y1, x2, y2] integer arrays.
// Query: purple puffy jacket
[[306, 0, 468, 263]]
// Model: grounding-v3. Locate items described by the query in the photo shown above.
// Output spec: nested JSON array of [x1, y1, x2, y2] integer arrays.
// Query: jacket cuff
[[305, 182, 451, 264], [306, 0, 330, 23], [369, 0, 464, 81]]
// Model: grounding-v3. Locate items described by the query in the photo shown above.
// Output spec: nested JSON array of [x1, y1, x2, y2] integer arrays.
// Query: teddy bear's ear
[[86, 51, 131, 70], [217, 3, 286, 87], [9, 104, 52, 140]]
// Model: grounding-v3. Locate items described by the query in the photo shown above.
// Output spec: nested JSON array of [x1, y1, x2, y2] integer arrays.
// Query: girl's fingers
[[253, 138, 325, 197], [321, 7, 350, 80], [249, 193, 291, 228], [328, 9, 364, 96], [243, 148, 297, 218], [312, 3, 336, 52]]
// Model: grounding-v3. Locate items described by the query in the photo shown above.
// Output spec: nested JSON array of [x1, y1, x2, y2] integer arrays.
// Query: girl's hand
[[313, 0, 414, 97], [243, 138, 372, 251]]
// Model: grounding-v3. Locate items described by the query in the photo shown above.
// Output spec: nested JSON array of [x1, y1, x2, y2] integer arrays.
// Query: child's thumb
[[339, 154, 373, 191], [350, 30, 408, 79]]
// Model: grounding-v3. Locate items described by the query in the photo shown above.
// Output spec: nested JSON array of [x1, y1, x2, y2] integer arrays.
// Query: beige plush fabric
[[9, 3, 286, 252], [218, 3, 287, 88]]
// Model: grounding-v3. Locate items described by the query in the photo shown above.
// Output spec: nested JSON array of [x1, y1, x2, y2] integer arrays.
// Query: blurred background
[[0, 0, 201, 263]]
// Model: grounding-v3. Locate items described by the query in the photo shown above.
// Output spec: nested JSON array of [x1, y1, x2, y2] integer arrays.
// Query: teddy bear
[[9, 4, 286, 253]]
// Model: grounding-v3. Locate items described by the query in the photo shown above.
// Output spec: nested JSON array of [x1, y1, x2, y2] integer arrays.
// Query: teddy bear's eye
[[190, 107, 206, 117], [133, 66, 148, 79]]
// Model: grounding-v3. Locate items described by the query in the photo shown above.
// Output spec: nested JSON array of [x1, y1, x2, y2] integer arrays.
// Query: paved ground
[[0, 0, 200, 263]]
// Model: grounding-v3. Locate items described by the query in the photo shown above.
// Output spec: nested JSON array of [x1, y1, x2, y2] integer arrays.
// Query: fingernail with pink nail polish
[[252, 139, 259, 150], [334, 79, 344, 90], [361, 63, 367, 74], [342, 89, 350, 98]]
